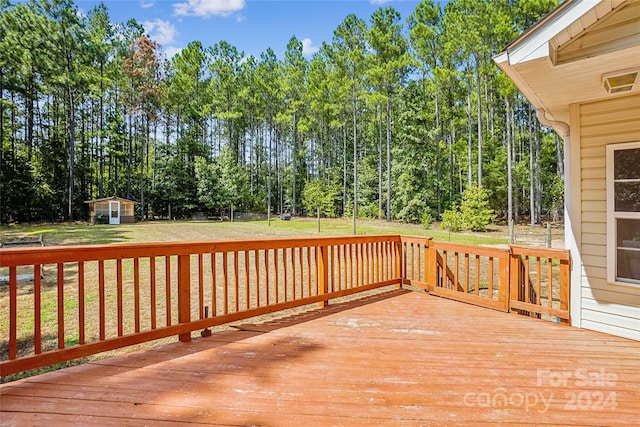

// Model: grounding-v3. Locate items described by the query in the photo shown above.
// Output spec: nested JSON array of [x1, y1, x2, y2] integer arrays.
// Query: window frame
[[606, 141, 640, 287]]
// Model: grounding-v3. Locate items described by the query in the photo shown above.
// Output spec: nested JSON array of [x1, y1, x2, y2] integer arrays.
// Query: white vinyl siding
[[577, 93, 640, 340]]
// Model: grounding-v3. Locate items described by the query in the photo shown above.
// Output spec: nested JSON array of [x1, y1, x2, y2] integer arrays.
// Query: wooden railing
[[0, 236, 404, 376], [509, 245, 570, 323], [429, 242, 511, 312], [0, 235, 570, 377]]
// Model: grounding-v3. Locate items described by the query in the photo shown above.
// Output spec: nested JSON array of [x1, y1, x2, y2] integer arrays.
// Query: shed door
[[109, 201, 120, 224]]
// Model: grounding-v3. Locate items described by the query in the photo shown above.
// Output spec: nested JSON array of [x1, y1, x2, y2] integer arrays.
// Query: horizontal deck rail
[[1, 235, 570, 377]]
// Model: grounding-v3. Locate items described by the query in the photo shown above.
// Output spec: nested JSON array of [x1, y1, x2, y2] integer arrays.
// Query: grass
[[0, 217, 512, 247]]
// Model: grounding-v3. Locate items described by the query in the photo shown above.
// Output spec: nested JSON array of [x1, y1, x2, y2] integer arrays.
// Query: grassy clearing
[[0, 217, 512, 247]]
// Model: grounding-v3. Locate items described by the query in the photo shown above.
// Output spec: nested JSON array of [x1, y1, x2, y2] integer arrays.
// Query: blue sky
[[75, 0, 434, 60]]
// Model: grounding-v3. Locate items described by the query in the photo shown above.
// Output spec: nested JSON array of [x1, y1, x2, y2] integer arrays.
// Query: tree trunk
[[268, 123, 272, 225], [535, 126, 542, 225], [67, 85, 76, 220], [27, 68, 34, 162], [292, 111, 297, 215], [466, 79, 473, 187], [378, 104, 383, 220], [352, 84, 357, 234], [99, 61, 105, 198], [343, 124, 347, 216], [0, 69, 3, 222], [385, 93, 392, 222], [506, 97, 513, 239], [449, 119, 455, 201], [476, 65, 482, 187], [528, 108, 534, 227], [435, 91, 441, 216]]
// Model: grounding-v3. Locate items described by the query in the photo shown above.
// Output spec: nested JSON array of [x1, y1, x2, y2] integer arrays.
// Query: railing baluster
[[57, 263, 64, 349], [387, 242, 392, 281], [274, 249, 279, 304], [284, 248, 289, 301], [474, 255, 480, 295], [34, 265, 42, 354], [255, 250, 260, 306], [417, 244, 421, 284], [314, 247, 319, 295], [291, 247, 296, 299], [337, 245, 343, 290], [150, 257, 156, 329], [117, 258, 123, 337], [234, 251, 239, 312], [223, 252, 229, 314], [198, 254, 204, 319], [547, 257, 553, 309], [453, 252, 459, 292], [9, 266, 17, 359], [165, 256, 171, 326], [348, 244, 353, 289], [366, 243, 371, 285], [536, 257, 541, 305], [78, 262, 85, 345], [298, 246, 304, 296], [306, 246, 311, 296], [134, 258, 140, 333], [210, 253, 216, 316], [524, 255, 530, 305], [265, 249, 270, 305], [488, 256, 494, 300], [463, 254, 469, 293], [245, 251, 250, 309]]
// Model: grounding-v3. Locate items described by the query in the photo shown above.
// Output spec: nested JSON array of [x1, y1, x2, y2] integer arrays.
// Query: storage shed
[[495, 0, 640, 340], [84, 196, 137, 225]]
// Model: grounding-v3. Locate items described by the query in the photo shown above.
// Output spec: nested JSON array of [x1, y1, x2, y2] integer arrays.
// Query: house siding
[[578, 93, 640, 340]]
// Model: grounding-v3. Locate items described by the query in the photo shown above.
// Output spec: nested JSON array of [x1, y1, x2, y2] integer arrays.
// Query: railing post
[[318, 245, 329, 307], [424, 238, 432, 291], [178, 254, 192, 342], [428, 242, 438, 290], [501, 248, 511, 311], [560, 257, 570, 324], [509, 248, 520, 314], [396, 240, 403, 288]]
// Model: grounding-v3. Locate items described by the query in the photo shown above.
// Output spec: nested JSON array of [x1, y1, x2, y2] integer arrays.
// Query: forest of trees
[[0, 0, 564, 229]]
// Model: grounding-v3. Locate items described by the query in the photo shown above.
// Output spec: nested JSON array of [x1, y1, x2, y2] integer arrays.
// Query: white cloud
[[142, 19, 178, 46], [173, 0, 246, 18], [140, 1, 154, 9], [370, 0, 392, 4], [164, 46, 184, 59], [301, 38, 319, 56]]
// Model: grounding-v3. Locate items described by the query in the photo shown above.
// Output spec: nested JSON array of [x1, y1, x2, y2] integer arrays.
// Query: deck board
[[2, 289, 639, 426]]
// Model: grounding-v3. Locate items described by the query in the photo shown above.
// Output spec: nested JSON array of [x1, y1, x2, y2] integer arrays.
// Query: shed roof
[[494, 0, 640, 134], [84, 196, 138, 204]]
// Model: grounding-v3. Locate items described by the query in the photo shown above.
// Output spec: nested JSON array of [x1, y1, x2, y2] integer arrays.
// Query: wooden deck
[[1, 289, 638, 426]]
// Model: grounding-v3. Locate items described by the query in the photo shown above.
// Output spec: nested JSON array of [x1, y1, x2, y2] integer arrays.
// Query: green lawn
[[0, 217, 511, 247]]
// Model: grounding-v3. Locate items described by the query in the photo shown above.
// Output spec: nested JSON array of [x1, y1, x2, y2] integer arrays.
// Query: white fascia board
[[507, 0, 602, 65]]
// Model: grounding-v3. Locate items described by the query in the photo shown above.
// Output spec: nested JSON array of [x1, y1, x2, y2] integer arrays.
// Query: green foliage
[[441, 207, 463, 232], [0, 0, 563, 228], [421, 210, 434, 229], [460, 185, 495, 232], [302, 179, 340, 218]]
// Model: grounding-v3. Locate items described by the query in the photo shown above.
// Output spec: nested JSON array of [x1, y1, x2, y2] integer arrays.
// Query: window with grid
[[607, 142, 640, 286]]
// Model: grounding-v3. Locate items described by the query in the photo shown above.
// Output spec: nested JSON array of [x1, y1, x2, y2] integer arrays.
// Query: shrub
[[441, 207, 463, 231], [421, 209, 433, 229], [460, 185, 495, 232]]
